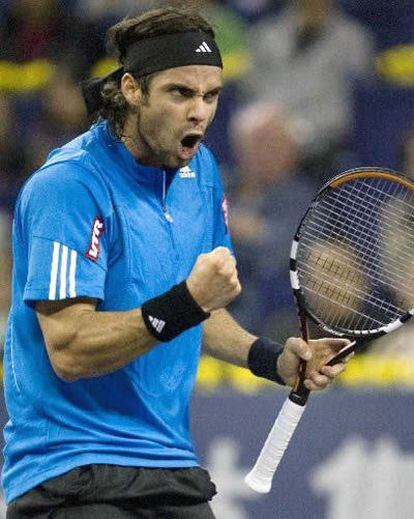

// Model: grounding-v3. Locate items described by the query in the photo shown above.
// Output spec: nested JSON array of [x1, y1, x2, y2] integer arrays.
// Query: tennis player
[[2, 7, 349, 518]]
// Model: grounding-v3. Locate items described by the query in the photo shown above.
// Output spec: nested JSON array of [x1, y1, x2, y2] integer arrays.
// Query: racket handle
[[244, 397, 306, 493]]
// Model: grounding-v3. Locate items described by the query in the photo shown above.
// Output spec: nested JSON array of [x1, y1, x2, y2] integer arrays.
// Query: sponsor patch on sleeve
[[85, 216, 104, 261]]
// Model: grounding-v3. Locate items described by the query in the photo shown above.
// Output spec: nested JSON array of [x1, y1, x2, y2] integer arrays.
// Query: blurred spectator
[[227, 102, 318, 341], [22, 65, 88, 172], [0, 0, 103, 88], [244, 0, 375, 177]]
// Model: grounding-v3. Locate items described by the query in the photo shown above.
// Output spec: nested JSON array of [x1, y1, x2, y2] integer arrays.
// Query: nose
[[187, 96, 210, 124]]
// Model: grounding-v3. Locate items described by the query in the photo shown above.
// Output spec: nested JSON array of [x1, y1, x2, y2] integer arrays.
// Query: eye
[[170, 87, 193, 98], [204, 90, 221, 103]]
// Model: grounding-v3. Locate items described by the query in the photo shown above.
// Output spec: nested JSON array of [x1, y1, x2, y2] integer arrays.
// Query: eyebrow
[[165, 83, 223, 95]]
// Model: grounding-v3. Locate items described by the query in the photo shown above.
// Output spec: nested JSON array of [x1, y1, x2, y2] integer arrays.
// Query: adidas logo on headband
[[196, 42, 212, 53]]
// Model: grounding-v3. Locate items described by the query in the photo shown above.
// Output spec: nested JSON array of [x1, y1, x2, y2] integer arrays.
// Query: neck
[[121, 116, 162, 168]]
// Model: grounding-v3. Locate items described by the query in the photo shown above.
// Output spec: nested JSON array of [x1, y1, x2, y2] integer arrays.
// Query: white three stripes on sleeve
[[48, 242, 78, 300]]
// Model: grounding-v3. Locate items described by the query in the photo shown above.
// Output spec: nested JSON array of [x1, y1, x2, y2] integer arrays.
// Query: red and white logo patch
[[221, 195, 230, 228], [85, 216, 104, 261]]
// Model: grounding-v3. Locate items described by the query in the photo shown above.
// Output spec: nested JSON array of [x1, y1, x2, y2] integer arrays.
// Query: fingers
[[304, 374, 331, 391], [187, 247, 241, 312], [285, 337, 312, 361], [320, 363, 346, 379], [211, 248, 237, 273], [299, 337, 354, 391], [304, 353, 352, 391], [312, 337, 351, 352]]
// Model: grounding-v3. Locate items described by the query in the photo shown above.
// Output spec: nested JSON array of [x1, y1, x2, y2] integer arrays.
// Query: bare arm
[[36, 298, 156, 382], [202, 308, 257, 368]]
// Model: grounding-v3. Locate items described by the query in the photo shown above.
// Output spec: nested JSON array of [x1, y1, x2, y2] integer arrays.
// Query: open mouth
[[181, 134, 202, 150]]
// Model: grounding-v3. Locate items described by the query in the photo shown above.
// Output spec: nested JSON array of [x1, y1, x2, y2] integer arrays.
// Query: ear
[[121, 73, 142, 107]]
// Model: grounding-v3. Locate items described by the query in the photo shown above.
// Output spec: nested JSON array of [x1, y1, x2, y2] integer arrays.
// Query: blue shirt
[[2, 121, 232, 503]]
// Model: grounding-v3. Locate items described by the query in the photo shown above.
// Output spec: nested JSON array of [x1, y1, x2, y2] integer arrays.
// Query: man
[[3, 7, 349, 518], [245, 0, 374, 168]]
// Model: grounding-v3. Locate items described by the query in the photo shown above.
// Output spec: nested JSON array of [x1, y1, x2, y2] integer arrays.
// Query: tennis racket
[[245, 167, 414, 493]]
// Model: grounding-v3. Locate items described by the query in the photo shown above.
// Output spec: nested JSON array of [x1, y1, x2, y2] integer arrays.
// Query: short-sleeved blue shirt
[[2, 121, 232, 503]]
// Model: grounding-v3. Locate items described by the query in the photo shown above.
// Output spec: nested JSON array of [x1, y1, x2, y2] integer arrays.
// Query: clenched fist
[[186, 247, 241, 313]]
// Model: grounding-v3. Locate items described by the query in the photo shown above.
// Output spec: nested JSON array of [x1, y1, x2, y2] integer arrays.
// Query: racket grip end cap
[[244, 472, 271, 494]]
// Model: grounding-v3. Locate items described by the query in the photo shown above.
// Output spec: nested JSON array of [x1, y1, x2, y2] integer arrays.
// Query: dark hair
[[99, 7, 215, 138]]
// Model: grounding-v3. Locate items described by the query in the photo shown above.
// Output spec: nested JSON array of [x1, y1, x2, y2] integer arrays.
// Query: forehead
[[151, 65, 223, 90]]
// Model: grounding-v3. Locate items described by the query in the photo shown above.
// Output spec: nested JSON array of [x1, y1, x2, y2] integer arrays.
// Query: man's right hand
[[186, 247, 241, 313]]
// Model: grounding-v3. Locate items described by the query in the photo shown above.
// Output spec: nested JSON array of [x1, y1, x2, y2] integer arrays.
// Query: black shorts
[[7, 464, 217, 518]]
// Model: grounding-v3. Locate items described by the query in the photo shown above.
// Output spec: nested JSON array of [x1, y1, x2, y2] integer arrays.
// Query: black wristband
[[142, 281, 210, 342], [247, 337, 286, 386]]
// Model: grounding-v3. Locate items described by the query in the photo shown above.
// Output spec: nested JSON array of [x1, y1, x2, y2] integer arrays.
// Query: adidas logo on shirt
[[148, 316, 166, 334], [179, 166, 196, 178], [195, 42, 212, 53]]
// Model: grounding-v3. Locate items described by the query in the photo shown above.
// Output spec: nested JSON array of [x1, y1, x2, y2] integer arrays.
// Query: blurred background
[[0, 0, 413, 517]]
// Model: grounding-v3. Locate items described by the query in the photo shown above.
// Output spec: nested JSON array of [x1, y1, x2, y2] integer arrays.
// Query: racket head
[[290, 167, 414, 341]]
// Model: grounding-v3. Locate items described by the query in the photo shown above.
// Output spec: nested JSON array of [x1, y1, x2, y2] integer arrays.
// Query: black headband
[[80, 31, 223, 116]]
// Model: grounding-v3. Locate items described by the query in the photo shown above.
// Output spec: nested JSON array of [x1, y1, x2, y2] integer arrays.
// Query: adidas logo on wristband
[[148, 315, 166, 333], [142, 282, 210, 342]]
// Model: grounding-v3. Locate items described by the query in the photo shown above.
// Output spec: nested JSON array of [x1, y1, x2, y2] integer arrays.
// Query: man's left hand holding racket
[[277, 337, 351, 392]]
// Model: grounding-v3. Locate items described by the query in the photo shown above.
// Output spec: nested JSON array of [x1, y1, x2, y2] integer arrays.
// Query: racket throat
[[289, 386, 310, 406]]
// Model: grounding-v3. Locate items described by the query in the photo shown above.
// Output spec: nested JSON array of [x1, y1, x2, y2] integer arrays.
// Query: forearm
[[202, 308, 257, 368], [69, 309, 155, 377], [37, 303, 156, 381]]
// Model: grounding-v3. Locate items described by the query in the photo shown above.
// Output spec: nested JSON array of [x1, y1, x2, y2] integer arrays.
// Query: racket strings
[[306, 256, 405, 315], [300, 256, 405, 332], [304, 214, 414, 292], [299, 242, 401, 308], [347, 176, 414, 215], [329, 177, 414, 229], [303, 285, 386, 329], [315, 183, 414, 258], [305, 183, 414, 288], [333, 181, 414, 284], [299, 244, 405, 324], [321, 187, 414, 253], [302, 213, 414, 301], [296, 176, 414, 332]]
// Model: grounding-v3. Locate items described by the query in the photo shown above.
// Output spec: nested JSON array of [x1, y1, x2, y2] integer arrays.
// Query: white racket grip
[[245, 397, 306, 493]]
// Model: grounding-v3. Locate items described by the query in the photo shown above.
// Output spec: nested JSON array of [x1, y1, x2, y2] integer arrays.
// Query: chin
[[165, 157, 189, 170], [177, 158, 191, 168]]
